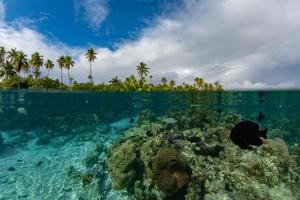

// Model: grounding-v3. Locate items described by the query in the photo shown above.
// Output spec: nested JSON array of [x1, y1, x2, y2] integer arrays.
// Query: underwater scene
[[0, 90, 300, 200]]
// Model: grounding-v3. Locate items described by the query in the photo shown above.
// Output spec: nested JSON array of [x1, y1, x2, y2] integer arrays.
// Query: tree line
[[0, 46, 223, 91]]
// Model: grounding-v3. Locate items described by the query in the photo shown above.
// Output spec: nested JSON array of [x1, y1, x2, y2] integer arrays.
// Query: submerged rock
[[17, 107, 27, 115], [82, 144, 103, 168]]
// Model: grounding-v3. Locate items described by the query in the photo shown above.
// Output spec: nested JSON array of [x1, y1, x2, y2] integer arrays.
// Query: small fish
[[8, 167, 16, 172], [105, 102, 110, 107], [146, 131, 153, 137], [216, 108, 222, 113], [258, 112, 265, 122], [230, 120, 268, 150], [36, 161, 43, 167], [130, 118, 135, 123]]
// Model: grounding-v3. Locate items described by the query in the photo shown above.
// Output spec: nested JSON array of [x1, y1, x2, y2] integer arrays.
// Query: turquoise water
[[0, 91, 299, 200]]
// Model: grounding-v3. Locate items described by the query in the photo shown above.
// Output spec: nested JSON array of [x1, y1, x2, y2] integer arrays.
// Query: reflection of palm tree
[[0, 61, 16, 80], [57, 56, 65, 84], [45, 59, 54, 77], [30, 52, 44, 79], [64, 56, 75, 85], [136, 62, 149, 80], [85, 48, 97, 83]]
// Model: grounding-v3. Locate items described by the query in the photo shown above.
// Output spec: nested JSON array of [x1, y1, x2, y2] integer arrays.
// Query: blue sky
[[0, 0, 300, 89], [4, 0, 177, 48]]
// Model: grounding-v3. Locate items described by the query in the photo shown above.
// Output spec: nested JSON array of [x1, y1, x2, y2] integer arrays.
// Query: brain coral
[[152, 148, 190, 195]]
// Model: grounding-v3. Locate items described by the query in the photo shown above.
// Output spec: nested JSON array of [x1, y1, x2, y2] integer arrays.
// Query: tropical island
[[0, 47, 223, 92]]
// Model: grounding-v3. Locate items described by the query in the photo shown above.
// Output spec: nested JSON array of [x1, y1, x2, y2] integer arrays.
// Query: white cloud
[[0, 24, 83, 80], [1, 0, 300, 89], [74, 0, 109, 30]]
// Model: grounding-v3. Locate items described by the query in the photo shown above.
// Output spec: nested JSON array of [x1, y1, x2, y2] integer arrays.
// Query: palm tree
[[208, 83, 214, 91], [161, 77, 168, 86], [85, 48, 97, 83], [124, 75, 138, 90], [0, 61, 16, 80], [7, 48, 18, 63], [64, 56, 74, 85], [169, 80, 176, 89], [136, 62, 149, 80], [203, 83, 209, 91], [149, 75, 153, 84], [13, 51, 29, 89], [214, 81, 223, 91], [45, 59, 54, 77], [109, 76, 121, 85], [30, 52, 44, 79], [109, 76, 122, 90], [0, 47, 6, 65], [57, 56, 65, 84], [194, 77, 205, 90]]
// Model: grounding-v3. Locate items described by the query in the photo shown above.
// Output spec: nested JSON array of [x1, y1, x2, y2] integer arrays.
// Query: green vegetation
[[0, 46, 223, 91]]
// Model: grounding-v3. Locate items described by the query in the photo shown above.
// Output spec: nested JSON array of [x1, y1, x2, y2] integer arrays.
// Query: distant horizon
[[1, 0, 300, 89]]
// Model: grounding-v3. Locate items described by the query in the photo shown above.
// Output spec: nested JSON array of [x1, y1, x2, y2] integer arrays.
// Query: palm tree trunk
[[90, 62, 92, 79], [68, 69, 71, 85], [47, 69, 49, 78], [61, 68, 63, 84], [89, 61, 93, 84]]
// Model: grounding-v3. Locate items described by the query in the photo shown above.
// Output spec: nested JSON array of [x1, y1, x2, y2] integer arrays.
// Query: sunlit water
[[0, 90, 299, 200]]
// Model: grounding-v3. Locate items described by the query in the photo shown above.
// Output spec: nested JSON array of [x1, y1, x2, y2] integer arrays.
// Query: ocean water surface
[[0, 90, 299, 200]]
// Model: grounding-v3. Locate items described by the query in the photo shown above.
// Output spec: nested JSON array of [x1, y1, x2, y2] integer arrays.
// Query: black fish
[[130, 118, 135, 123], [8, 167, 16, 172], [258, 112, 265, 122], [36, 161, 43, 167], [230, 120, 268, 150]]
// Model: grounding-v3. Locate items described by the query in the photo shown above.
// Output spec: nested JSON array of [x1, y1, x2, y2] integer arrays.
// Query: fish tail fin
[[260, 128, 268, 139], [258, 112, 265, 122]]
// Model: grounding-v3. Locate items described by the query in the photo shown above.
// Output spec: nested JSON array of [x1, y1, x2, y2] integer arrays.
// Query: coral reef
[[107, 139, 139, 190], [106, 108, 300, 200], [151, 148, 190, 195], [138, 109, 157, 125]]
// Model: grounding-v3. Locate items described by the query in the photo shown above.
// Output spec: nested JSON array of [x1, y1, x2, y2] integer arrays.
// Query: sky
[[0, 0, 300, 89]]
